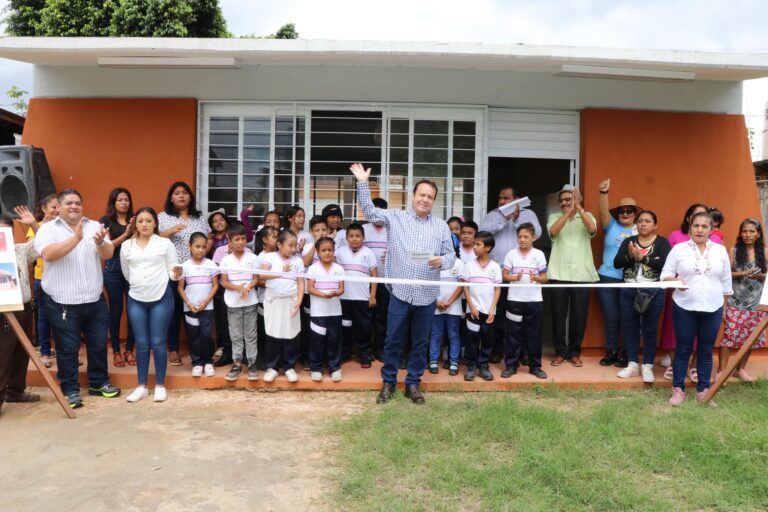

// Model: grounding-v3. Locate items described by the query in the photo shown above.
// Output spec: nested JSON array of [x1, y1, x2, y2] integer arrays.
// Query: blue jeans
[[128, 286, 174, 386], [45, 295, 110, 396], [596, 274, 623, 352], [428, 314, 461, 364], [382, 295, 436, 387], [34, 279, 52, 356], [103, 257, 135, 353], [672, 303, 722, 392], [618, 288, 665, 365]]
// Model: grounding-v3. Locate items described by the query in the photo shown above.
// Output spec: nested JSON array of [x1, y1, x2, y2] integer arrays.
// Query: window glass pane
[[209, 159, 237, 174], [243, 176, 269, 189], [414, 135, 448, 149], [275, 161, 293, 175], [243, 161, 269, 175], [208, 203, 238, 216], [210, 117, 238, 132], [453, 135, 475, 150], [243, 148, 270, 161], [389, 163, 407, 176], [454, 122, 475, 136], [413, 164, 448, 178], [244, 118, 271, 132], [453, 150, 475, 164], [275, 134, 294, 146], [414, 149, 448, 164], [389, 148, 408, 163], [209, 146, 238, 160], [454, 179, 475, 195], [389, 134, 408, 148], [275, 117, 295, 133], [209, 133, 238, 146], [208, 174, 237, 188], [244, 134, 270, 146], [274, 176, 293, 189], [453, 165, 474, 178], [414, 120, 448, 135], [209, 189, 238, 203], [390, 119, 409, 134], [241, 189, 269, 204], [312, 117, 382, 134]]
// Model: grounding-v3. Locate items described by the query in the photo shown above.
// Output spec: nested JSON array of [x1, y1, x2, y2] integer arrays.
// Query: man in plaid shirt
[[350, 163, 455, 405]]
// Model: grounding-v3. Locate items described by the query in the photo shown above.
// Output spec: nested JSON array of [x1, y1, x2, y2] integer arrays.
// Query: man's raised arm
[[350, 162, 389, 227]]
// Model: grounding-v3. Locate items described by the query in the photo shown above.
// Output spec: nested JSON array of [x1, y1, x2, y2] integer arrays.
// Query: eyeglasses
[[617, 208, 635, 215]]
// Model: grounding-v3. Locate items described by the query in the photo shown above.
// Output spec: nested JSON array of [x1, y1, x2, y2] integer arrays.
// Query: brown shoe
[[376, 383, 396, 404], [124, 351, 136, 366], [551, 356, 566, 366], [568, 356, 584, 367], [404, 385, 426, 405], [169, 351, 183, 366], [113, 352, 125, 368]]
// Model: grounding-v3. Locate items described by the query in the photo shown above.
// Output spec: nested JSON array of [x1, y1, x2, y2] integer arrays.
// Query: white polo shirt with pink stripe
[[462, 258, 502, 315], [181, 258, 218, 311], [220, 252, 259, 308], [306, 261, 344, 317], [335, 245, 377, 301]]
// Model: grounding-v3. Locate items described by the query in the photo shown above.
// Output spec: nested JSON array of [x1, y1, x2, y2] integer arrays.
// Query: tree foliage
[[239, 23, 299, 40], [2, 0, 229, 37], [6, 86, 29, 117]]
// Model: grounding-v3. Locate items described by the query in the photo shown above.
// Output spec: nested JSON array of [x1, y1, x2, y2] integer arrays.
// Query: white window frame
[[198, 101, 488, 218]]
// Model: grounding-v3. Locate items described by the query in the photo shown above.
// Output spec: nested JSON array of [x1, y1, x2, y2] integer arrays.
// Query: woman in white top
[[661, 211, 733, 407], [121, 207, 182, 403]]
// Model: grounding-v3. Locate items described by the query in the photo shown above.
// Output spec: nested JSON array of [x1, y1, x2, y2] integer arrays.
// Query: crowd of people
[[0, 162, 763, 414]]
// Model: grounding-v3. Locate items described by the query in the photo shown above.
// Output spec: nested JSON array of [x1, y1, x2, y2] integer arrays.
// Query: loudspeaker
[[0, 145, 56, 215]]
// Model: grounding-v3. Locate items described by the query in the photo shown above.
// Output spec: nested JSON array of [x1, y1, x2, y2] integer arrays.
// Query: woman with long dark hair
[[717, 218, 767, 381], [121, 207, 182, 402], [158, 182, 211, 366], [100, 188, 136, 368]]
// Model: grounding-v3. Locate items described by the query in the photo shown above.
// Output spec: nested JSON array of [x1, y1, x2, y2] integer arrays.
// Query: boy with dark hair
[[459, 220, 478, 263], [336, 223, 378, 367], [462, 231, 502, 381]]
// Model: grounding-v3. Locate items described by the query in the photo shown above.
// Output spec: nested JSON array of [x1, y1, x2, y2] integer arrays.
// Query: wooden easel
[[702, 308, 768, 405], [3, 311, 75, 419]]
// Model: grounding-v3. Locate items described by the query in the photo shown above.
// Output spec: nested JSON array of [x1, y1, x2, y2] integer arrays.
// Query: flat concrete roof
[[1, 37, 768, 81]]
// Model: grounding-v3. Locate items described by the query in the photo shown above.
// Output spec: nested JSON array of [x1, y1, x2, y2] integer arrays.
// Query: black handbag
[[633, 289, 658, 314]]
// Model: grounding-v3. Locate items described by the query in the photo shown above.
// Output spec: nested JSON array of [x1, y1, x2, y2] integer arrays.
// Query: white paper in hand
[[499, 197, 532, 217]]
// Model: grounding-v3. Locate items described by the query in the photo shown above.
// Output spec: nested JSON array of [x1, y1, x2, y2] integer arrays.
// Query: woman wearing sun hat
[[596, 179, 640, 368]]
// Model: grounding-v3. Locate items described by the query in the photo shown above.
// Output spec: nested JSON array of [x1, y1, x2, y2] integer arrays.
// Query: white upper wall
[[33, 64, 743, 113]]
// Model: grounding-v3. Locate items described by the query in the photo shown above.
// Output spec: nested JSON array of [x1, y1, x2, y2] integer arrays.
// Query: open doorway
[[486, 157, 572, 353]]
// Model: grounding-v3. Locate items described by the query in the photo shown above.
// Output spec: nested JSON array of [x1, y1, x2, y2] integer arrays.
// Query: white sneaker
[[660, 353, 672, 367], [191, 365, 203, 377], [641, 364, 655, 383], [617, 362, 640, 378], [126, 386, 148, 403], [285, 368, 299, 383], [263, 368, 278, 383], [331, 369, 343, 382], [311, 371, 323, 382], [153, 386, 167, 402], [204, 364, 215, 377]]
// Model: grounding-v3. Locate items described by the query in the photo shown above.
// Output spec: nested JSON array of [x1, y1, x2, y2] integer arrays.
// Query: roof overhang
[[1, 37, 768, 81]]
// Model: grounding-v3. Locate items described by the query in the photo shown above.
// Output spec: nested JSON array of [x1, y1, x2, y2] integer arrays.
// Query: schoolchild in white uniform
[[336, 223, 378, 367], [254, 225, 279, 370], [462, 231, 502, 381], [363, 197, 390, 361], [306, 237, 346, 382], [428, 246, 465, 376], [260, 230, 306, 383], [501, 223, 549, 380]]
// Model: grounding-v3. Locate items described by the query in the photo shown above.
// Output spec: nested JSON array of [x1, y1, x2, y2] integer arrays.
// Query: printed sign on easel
[[0, 227, 24, 313]]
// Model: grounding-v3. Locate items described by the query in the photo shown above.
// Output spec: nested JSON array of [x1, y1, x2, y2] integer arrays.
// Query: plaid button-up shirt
[[357, 182, 455, 306]]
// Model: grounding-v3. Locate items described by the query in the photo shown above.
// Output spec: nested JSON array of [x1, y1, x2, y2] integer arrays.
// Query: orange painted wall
[[580, 108, 761, 348], [21, 98, 198, 342], [22, 98, 197, 217]]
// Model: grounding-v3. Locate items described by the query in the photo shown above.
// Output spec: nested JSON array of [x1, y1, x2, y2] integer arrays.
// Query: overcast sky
[[1, 0, 767, 155]]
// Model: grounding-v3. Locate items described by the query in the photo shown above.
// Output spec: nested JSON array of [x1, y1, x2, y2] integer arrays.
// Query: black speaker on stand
[[0, 145, 56, 215]]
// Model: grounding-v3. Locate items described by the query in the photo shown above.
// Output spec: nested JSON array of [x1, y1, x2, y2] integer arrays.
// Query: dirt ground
[[0, 387, 370, 512]]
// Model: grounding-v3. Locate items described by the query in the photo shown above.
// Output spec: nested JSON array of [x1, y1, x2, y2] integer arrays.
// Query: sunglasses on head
[[618, 208, 635, 215]]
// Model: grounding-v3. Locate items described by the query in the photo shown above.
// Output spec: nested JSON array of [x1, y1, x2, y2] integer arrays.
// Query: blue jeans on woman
[[618, 288, 665, 365], [127, 286, 174, 387], [34, 279, 52, 356], [596, 274, 624, 352], [672, 303, 722, 392], [103, 257, 135, 353], [428, 314, 461, 365]]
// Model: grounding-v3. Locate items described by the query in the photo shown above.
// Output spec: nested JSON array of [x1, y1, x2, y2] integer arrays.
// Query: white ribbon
[[206, 264, 684, 290]]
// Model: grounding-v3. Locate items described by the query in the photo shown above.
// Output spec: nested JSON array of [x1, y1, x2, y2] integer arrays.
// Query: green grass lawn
[[331, 383, 768, 511]]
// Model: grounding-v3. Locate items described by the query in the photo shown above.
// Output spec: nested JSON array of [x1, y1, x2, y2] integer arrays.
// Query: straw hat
[[609, 197, 641, 218]]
